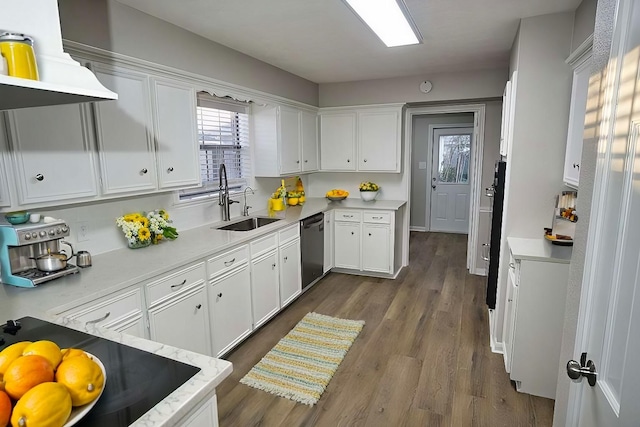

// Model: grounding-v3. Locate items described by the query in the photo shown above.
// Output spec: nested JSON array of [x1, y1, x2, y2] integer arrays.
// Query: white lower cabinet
[[209, 264, 252, 357], [502, 250, 569, 399], [180, 395, 218, 427], [334, 222, 360, 269], [280, 238, 301, 307], [148, 285, 209, 356], [323, 210, 334, 273], [333, 209, 395, 274], [251, 249, 280, 328], [61, 288, 146, 339]]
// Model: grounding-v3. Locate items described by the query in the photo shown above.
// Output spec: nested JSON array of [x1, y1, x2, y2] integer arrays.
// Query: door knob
[[566, 352, 597, 386]]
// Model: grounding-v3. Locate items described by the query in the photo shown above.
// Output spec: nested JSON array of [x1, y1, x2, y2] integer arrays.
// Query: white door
[[430, 127, 473, 233], [567, 1, 640, 424]]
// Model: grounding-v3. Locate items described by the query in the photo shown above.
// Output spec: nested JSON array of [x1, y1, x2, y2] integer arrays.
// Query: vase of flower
[[128, 239, 151, 249], [359, 181, 380, 202]]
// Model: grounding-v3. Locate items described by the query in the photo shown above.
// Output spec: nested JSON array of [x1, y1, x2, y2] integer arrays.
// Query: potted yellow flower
[[359, 181, 380, 201]]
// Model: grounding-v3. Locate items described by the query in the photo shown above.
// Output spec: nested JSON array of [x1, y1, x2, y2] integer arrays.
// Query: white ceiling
[[115, 0, 582, 84]]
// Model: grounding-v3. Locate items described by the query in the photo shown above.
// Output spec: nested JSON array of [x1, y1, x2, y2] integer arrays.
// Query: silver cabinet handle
[[35, 173, 44, 181], [86, 312, 110, 325], [217, 293, 222, 298], [347, 159, 350, 163], [284, 256, 288, 262], [171, 279, 187, 290], [272, 263, 276, 269], [196, 304, 202, 310], [363, 159, 367, 163], [481, 243, 490, 261], [223, 258, 236, 267], [140, 168, 148, 174], [372, 216, 382, 220], [509, 262, 515, 269], [368, 233, 372, 236], [167, 167, 174, 172]]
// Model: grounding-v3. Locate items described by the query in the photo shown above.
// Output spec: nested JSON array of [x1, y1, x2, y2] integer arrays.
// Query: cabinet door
[[323, 210, 334, 273], [209, 265, 252, 356], [278, 106, 301, 175], [361, 224, 391, 273], [499, 80, 512, 157], [300, 110, 318, 172], [280, 239, 301, 307], [149, 285, 210, 355], [358, 109, 400, 171], [0, 117, 13, 207], [181, 395, 218, 427], [334, 221, 360, 269], [110, 314, 146, 339], [92, 64, 157, 194], [153, 79, 200, 189], [251, 250, 280, 328], [502, 265, 518, 373], [320, 113, 356, 171], [563, 55, 592, 188], [7, 103, 98, 204]]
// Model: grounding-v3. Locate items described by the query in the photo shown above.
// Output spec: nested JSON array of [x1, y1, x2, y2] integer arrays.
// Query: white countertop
[[508, 237, 573, 264]]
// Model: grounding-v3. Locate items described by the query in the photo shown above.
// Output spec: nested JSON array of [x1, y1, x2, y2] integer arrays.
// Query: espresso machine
[[0, 219, 79, 287]]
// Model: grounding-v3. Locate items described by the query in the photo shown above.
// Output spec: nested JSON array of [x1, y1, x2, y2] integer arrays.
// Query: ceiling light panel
[[343, 0, 422, 47]]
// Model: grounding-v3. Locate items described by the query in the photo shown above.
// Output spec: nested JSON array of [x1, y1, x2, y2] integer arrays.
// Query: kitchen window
[[179, 92, 251, 201]]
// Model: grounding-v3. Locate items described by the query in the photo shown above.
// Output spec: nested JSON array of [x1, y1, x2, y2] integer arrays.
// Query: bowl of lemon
[[326, 189, 349, 201]]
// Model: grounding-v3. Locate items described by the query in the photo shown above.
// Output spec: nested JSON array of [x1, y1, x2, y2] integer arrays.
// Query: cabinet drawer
[[67, 288, 143, 326], [146, 262, 206, 306], [250, 232, 278, 258], [208, 244, 249, 278], [334, 210, 361, 222], [363, 211, 391, 224], [279, 223, 300, 245]]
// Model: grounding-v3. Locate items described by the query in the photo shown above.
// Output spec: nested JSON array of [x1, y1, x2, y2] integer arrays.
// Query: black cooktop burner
[[1, 317, 201, 427]]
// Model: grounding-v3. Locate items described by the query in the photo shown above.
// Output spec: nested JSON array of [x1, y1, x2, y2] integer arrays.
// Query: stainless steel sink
[[215, 216, 282, 231]]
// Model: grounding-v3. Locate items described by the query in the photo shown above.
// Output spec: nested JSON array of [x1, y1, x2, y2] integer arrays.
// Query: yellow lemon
[[10, 382, 72, 427], [22, 340, 62, 370], [60, 348, 89, 362], [55, 356, 104, 406]]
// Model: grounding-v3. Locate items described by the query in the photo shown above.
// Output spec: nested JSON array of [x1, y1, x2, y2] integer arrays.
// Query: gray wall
[[553, 0, 613, 424], [572, 0, 598, 51], [58, 0, 319, 106], [410, 113, 474, 229], [319, 68, 508, 107]]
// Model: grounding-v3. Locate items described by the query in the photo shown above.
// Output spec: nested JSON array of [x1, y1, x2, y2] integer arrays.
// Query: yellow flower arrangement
[[116, 209, 178, 248], [359, 181, 380, 192]]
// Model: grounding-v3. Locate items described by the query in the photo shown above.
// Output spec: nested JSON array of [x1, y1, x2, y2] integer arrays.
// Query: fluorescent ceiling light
[[343, 0, 422, 47]]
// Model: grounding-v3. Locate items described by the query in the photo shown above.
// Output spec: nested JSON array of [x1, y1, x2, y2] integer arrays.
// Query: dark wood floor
[[216, 232, 554, 426]]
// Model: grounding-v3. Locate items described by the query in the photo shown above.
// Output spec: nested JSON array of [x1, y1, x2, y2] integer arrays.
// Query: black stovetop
[[0, 317, 200, 427]]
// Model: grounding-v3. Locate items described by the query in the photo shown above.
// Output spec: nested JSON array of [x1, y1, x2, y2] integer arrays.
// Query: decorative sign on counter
[[116, 209, 178, 249]]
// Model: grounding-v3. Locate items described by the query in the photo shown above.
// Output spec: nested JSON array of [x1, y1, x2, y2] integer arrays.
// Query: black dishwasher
[[300, 212, 324, 290]]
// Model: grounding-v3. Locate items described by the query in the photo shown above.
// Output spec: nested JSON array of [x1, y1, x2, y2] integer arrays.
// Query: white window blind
[[180, 92, 251, 200]]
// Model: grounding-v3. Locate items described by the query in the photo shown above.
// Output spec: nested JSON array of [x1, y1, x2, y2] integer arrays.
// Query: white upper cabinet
[[152, 78, 200, 189], [92, 63, 157, 195], [319, 112, 356, 171], [563, 50, 593, 189], [300, 110, 319, 172], [357, 109, 400, 171], [253, 104, 319, 177], [0, 118, 13, 207], [499, 80, 512, 157], [6, 103, 98, 205], [319, 104, 402, 172]]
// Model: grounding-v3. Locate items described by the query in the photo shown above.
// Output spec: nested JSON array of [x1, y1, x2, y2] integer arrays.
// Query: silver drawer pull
[[372, 216, 382, 220], [224, 258, 236, 267], [509, 262, 516, 269], [171, 279, 187, 290], [86, 312, 110, 325], [344, 215, 353, 218]]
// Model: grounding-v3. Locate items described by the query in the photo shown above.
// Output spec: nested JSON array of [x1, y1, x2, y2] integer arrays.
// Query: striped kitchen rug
[[239, 312, 365, 405]]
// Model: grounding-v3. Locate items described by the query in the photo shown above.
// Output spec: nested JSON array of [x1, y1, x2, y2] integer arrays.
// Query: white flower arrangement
[[116, 209, 178, 248]]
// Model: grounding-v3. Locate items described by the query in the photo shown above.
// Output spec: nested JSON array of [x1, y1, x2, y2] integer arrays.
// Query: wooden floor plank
[[217, 231, 554, 427]]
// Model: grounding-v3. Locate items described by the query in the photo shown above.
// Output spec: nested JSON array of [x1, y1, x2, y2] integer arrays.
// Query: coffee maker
[[0, 219, 79, 287]]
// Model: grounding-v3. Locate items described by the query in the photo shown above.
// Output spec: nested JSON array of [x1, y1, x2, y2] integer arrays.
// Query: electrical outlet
[[77, 221, 89, 242]]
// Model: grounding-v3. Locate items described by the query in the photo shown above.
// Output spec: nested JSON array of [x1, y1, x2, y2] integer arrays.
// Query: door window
[[437, 134, 470, 183]]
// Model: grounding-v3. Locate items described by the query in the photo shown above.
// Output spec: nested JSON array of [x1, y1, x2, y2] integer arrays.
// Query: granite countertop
[[507, 237, 573, 264]]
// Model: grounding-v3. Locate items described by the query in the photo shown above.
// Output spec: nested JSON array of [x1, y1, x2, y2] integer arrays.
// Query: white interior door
[[430, 127, 473, 233], [568, 1, 640, 425]]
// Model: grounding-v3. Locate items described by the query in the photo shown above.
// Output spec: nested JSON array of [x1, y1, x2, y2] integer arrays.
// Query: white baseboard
[[488, 309, 504, 354], [471, 267, 487, 276], [409, 226, 427, 232]]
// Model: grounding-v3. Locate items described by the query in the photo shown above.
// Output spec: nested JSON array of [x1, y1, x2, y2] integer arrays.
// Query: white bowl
[[360, 191, 378, 202]]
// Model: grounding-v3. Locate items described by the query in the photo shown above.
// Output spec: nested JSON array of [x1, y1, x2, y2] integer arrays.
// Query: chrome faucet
[[242, 186, 255, 216], [219, 163, 238, 221]]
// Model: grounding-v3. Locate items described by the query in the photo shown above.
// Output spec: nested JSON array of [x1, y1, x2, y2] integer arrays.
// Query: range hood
[[0, 0, 117, 111]]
